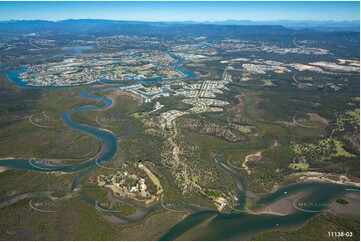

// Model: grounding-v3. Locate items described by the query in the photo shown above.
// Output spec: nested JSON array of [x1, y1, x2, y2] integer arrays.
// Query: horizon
[[0, 1, 359, 22], [2, 18, 360, 23]]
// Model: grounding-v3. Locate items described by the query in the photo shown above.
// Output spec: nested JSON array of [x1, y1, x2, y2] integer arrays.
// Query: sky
[[0, 1, 359, 22]]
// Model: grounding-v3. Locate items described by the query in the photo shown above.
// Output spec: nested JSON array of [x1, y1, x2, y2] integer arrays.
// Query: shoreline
[[274, 171, 360, 192], [0, 166, 9, 173], [245, 191, 307, 216]]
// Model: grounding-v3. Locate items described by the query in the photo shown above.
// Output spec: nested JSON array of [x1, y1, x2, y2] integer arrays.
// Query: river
[[160, 182, 358, 240], [0, 50, 359, 240]]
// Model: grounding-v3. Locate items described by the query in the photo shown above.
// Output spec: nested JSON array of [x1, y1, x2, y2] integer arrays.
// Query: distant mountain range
[[2, 19, 359, 30], [177, 20, 360, 31], [0, 19, 358, 35]]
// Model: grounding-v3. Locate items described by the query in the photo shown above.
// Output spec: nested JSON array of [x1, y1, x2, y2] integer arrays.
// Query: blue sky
[[0, 1, 359, 22]]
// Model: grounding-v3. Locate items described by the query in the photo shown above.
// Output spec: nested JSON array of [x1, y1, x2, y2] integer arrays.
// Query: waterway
[[160, 182, 358, 240], [0, 49, 359, 240], [61, 45, 94, 56]]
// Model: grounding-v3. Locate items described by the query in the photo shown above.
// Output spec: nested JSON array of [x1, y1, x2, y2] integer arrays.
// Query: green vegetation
[[0, 197, 185, 240], [71, 91, 136, 137], [253, 214, 360, 241], [336, 198, 349, 205], [0, 169, 77, 199], [203, 189, 221, 198], [0, 23, 359, 240], [81, 188, 136, 215], [292, 137, 355, 164], [0, 76, 101, 160], [289, 161, 310, 171]]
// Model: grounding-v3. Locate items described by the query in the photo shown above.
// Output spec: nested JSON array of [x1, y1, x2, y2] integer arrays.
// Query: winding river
[[0, 51, 359, 240]]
